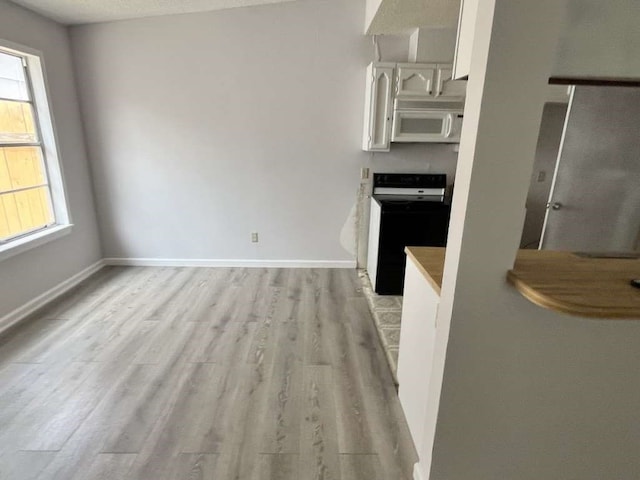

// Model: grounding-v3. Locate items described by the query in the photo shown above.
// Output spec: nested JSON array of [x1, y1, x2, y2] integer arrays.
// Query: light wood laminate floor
[[0, 267, 417, 480]]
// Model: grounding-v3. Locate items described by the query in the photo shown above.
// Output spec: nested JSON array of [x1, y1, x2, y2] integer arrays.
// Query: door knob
[[549, 202, 563, 210]]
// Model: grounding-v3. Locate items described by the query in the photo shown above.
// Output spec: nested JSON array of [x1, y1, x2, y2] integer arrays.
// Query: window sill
[[0, 224, 73, 263]]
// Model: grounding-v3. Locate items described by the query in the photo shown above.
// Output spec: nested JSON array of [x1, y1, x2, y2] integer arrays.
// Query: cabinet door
[[453, 0, 479, 79], [435, 66, 452, 96], [397, 258, 440, 454], [395, 64, 436, 98], [362, 63, 394, 152], [436, 65, 467, 98]]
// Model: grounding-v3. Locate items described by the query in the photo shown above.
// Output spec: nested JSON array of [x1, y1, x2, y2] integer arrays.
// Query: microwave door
[[392, 111, 448, 142]]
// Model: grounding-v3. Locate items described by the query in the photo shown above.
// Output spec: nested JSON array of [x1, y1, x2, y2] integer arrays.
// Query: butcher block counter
[[404, 247, 640, 319], [404, 247, 446, 294]]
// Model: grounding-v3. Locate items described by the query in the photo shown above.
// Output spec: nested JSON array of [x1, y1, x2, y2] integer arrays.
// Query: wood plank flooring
[[0, 267, 417, 480]]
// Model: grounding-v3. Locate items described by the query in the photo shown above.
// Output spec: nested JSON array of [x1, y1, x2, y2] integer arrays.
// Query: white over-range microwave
[[391, 99, 464, 143]]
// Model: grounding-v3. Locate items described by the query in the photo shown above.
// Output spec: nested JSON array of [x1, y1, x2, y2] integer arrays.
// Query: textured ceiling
[[367, 0, 461, 35], [9, 0, 300, 25]]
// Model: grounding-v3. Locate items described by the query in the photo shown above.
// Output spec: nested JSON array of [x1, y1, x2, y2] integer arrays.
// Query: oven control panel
[[373, 173, 447, 189]]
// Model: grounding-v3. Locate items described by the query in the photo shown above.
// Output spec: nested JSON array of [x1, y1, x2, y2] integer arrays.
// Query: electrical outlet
[[361, 167, 370, 180], [251, 232, 259, 243], [537, 171, 546, 182]]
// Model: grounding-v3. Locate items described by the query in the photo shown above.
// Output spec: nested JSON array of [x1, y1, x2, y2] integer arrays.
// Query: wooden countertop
[[508, 250, 640, 319], [405, 247, 446, 294], [405, 247, 640, 319]]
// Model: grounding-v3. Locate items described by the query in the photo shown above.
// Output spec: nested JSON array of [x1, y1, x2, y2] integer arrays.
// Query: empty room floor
[[0, 267, 417, 479]]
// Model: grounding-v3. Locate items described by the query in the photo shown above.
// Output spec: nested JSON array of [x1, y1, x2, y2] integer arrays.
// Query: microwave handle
[[444, 114, 453, 138]]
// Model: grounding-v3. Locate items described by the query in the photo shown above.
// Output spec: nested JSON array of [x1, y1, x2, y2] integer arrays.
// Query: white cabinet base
[[397, 257, 440, 456]]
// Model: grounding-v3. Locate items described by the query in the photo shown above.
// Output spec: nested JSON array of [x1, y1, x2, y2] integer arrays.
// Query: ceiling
[[8, 0, 299, 25], [367, 0, 461, 35]]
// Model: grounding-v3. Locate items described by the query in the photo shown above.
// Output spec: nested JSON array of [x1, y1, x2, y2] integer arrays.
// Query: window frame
[[0, 39, 72, 261]]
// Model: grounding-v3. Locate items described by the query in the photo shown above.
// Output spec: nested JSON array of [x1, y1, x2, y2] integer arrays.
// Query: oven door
[[374, 202, 451, 295], [391, 110, 461, 143]]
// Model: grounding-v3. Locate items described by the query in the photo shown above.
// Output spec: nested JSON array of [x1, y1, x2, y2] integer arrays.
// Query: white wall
[[71, 0, 458, 264], [0, 0, 101, 320], [431, 287, 640, 480], [364, 0, 384, 33], [416, 1, 640, 478], [553, 0, 640, 80]]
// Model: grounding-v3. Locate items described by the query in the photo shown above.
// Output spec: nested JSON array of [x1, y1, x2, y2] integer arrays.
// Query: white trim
[[0, 259, 105, 336], [413, 462, 426, 480], [103, 258, 357, 269], [539, 85, 576, 249], [0, 224, 72, 262], [0, 38, 72, 238]]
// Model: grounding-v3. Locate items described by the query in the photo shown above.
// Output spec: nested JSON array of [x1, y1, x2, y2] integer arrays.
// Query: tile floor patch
[[380, 327, 401, 348], [358, 270, 403, 383], [376, 311, 402, 326], [370, 296, 402, 310]]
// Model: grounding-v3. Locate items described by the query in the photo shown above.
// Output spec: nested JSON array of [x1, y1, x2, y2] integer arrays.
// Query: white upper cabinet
[[362, 63, 395, 152], [435, 65, 452, 95], [395, 63, 464, 99], [435, 64, 466, 97], [452, 0, 478, 80], [395, 64, 437, 98], [363, 61, 466, 151]]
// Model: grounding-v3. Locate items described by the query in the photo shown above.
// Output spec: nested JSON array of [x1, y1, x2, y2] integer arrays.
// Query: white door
[[540, 86, 640, 252]]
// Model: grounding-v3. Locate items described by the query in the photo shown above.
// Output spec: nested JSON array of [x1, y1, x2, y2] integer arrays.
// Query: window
[[0, 40, 70, 259]]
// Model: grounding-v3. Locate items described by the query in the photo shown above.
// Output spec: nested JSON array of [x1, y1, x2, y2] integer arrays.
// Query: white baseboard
[[413, 462, 426, 480], [0, 259, 105, 336], [103, 258, 357, 269]]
